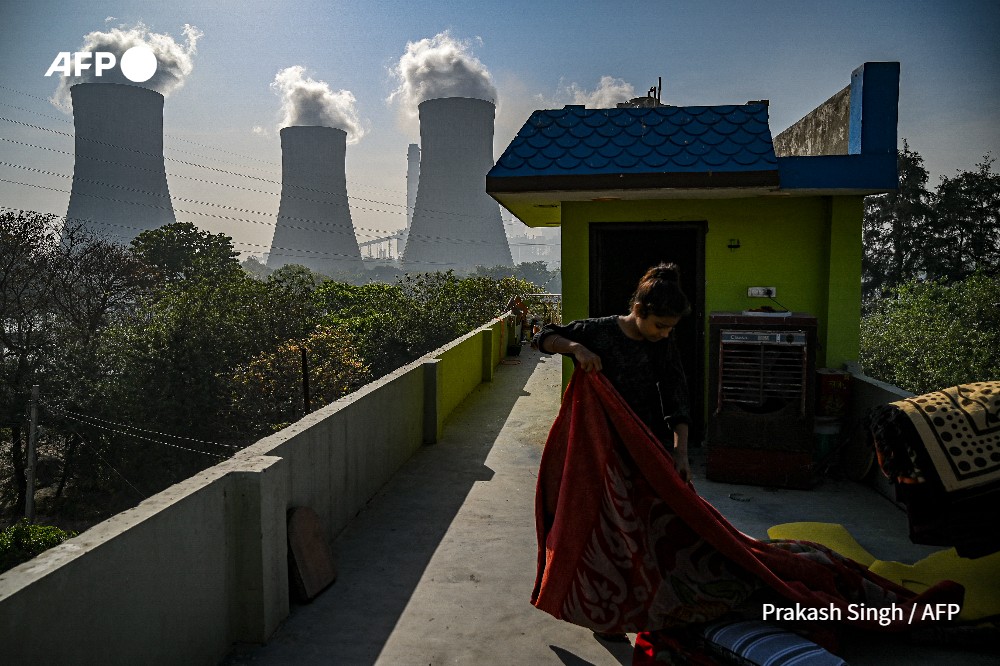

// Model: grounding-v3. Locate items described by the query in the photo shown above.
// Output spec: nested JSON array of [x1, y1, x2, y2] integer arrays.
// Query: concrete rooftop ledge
[[224, 351, 996, 666]]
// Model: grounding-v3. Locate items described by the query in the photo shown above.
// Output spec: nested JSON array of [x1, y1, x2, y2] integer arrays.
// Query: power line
[[0, 84, 410, 196], [0, 171, 558, 254], [53, 422, 149, 500], [46, 404, 230, 460], [0, 88, 521, 226], [0, 111, 462, 221], [0, 204, 480, 267], [0, 129, 531, 245], [0, 202, 557, 273], [77, 436, 149, 500], [43, 403, 241, 450], [0, 157, 507, 244], [0, 92, 558, 258]]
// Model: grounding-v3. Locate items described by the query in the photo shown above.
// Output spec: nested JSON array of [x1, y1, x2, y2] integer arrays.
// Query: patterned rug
[[893, 382, 1000, 492]]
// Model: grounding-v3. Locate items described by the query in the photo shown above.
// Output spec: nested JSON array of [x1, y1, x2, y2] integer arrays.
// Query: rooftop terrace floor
[[224, 350, 999, 666]]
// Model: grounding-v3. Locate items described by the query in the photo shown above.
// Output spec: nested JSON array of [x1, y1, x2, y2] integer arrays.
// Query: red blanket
[[532, 371, 963, 653]]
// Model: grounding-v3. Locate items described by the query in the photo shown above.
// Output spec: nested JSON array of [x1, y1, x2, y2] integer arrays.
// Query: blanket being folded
[[532, 371, 963, 636]]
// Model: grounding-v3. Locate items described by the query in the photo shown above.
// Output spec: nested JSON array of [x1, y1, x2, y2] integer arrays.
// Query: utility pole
[[25, 385, 39, 523]]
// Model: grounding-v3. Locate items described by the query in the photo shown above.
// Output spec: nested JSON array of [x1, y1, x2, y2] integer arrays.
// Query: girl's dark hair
[[629, 262, 692, 318]]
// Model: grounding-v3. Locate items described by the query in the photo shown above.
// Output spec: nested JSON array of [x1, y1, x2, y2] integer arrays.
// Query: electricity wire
[[45, 404, 231, 460], [42, 403, 241, 450], [0, 148, 558, 250], [0, 88, 558, 262], [0, 161, 523, 247], [0, 113, 503, 226], [0, 84, 409, 196], [55, 422, 149, 500]]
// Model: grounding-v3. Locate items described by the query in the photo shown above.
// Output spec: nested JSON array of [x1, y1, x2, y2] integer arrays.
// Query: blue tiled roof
[[489, 104, 778, 185]]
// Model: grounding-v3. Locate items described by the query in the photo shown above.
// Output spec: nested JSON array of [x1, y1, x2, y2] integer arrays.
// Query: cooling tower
[[399, 142, 420, 254], [402, 97, 512, 273], [65, 83, 176, 244], [267, 126, 363, 276]]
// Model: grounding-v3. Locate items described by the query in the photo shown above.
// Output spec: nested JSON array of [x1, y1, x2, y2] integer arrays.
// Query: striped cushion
[[701, 620, 847, 666]]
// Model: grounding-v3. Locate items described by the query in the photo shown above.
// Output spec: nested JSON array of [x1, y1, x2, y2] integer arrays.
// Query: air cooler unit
[[706, 312, 818, 488]]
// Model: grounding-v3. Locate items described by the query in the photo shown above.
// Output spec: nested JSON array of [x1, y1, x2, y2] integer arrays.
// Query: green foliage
[[863, 145, 999, 303], [3, 214, 540, 521], [241, 255, 272, 279], [860, 274, 1000, 393], [0, 519, 77, 573], [264, 265, 325, 342], [232, 326, 371, 434], [130, 222, 242, 284], [318, 271, 536, 378], [862, 143, 933, 301], [925, 155, 1000, 281], [1, 211, 146, 509], [861, 146, 999, 391], [474, 261, 560, 291]]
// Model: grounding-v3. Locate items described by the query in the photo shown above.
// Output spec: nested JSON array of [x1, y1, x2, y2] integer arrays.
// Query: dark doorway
[[589, 222, 707, 445]]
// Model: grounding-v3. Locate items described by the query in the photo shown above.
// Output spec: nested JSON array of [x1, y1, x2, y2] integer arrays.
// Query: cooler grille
[[717, 330, 808, 414]]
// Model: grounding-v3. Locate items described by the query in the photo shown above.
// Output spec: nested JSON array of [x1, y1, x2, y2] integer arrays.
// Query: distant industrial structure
[[65, 82, 176, 243], [401, 97, 512, 273], [398, 142, 419, 256], [64, 85, 513, 275], [267, 125, 363, 276]]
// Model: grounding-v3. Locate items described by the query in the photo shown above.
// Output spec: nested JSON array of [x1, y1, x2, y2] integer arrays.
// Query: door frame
[[589, 221, 707, 444]]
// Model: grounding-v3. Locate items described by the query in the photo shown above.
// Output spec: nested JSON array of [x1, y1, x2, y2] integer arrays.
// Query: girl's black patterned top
[[534, 316, 690, 444]]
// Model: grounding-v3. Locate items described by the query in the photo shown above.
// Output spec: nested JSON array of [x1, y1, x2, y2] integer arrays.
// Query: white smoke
[[51, 22, 202, 110], [542, 76, 637, 108], [270, 66, 366, 144], [387, 31, 498, 118]]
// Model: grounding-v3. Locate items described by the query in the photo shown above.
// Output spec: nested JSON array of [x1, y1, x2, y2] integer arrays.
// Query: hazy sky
[[1, 0, 998, 259]]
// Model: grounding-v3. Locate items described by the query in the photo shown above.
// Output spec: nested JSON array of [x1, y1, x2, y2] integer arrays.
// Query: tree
[[130, 222, 242, 284], [474, 261, 560, 291], [317, 280, 422, 378], [926, 155, 1000, 281], [1, 211, 59, 509], [862, 142, 933, 302], [860, 273, 1000, 393], [232, 326, 370, 435], [264, 264, 324, 344], [94, 226, 276, 491], [317, 271, 536, 379], [1, 212, 145, 510], [241, 255, 272, 279]]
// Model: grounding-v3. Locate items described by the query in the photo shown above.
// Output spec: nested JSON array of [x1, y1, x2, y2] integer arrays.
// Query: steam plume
[[545, 75, 636, 108], [52, 22, 202, 110], [388, 31, 498, 117], [270, 66, 366, 144]]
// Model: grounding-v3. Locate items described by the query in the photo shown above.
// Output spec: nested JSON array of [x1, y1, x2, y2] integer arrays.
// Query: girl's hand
[[572, 344, 602, 372], [674, 455, 691, 484]]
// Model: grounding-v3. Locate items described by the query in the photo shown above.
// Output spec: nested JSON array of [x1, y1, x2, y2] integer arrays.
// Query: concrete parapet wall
[[0, 314, 512, 665], [843, 362, 914, 500], [773, 85, 851, 157]]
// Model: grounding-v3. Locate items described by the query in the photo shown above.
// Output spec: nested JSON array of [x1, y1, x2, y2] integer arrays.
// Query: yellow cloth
[[767, 521, 876, 567], [768, 522, 1000, 621]]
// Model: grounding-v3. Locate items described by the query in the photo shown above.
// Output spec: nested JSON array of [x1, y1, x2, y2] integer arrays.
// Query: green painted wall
[[557, 194, 865, 398], [439, 331, 486, 423], [434, 318, 507, 438]]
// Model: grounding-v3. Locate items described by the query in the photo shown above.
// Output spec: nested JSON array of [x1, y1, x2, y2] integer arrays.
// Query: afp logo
[[45, 45, 157, 83]]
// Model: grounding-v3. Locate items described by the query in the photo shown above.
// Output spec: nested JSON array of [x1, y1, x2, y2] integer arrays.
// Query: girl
[[533, 262, 693, 482]]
